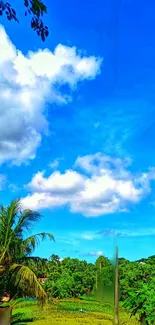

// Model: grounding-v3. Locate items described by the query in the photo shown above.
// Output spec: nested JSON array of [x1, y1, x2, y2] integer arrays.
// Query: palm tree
[[0, 199, 54, 300]]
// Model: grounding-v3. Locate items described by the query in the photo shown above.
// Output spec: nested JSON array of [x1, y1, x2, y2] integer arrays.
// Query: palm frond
[[22, 233, 55, 255], [6, 199, 21, 228], [0, 199, 21, 257], [9, 264, 46, 299], [14, 210, 42, 236], [0, 199, 55, 301]]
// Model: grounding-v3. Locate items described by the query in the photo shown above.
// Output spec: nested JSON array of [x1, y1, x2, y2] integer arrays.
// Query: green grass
[[59, 299, 113, 313], [79, 295, 97, 301], [12, 298, 139, 325]]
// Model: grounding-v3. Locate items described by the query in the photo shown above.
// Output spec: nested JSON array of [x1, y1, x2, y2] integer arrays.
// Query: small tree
[[123, 279, 155, 324]]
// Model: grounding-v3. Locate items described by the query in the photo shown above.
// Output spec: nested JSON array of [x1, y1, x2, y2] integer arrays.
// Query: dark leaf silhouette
[[0, 0, 49, 41]]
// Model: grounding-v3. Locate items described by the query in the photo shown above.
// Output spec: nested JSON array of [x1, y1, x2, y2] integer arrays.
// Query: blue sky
[[1, 0, 155, 262]]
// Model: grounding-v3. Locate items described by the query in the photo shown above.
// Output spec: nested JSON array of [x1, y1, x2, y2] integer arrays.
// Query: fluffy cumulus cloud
[[21, 153, 155, 217], [0, 25, 102, 165]]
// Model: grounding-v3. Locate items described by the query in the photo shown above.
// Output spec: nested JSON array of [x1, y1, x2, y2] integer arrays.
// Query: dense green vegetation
[[6, 252, 155, 324], [0, 199, 54, 300], [0, 200, 155, 324]]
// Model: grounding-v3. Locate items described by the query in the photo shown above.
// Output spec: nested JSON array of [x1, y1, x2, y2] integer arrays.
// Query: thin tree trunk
[[96, 272, 97, 290], [115, 246, 119, 325], [100, 262, 102, 274]]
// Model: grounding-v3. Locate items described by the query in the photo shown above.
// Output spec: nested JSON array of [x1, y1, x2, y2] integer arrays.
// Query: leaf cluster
[[0, 0, 49, 40]]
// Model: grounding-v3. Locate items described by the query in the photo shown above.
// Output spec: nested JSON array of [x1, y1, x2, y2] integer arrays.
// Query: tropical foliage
[[0, 199, 54, 300], [43, 256, 97, 299], [40, 254, 155, 324], [123, 279, 155, 325], [119, 258, 155, 324], [0, 199, 155, 324]]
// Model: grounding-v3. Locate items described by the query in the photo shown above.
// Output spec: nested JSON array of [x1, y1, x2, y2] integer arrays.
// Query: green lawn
[[12, 299, 139, 325]]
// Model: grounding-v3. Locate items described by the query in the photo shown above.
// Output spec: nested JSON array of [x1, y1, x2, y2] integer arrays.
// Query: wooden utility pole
[[115, 246, 119, 325]]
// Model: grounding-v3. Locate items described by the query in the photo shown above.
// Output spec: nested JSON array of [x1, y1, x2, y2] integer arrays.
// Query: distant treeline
[[2, 253, 154, 301]]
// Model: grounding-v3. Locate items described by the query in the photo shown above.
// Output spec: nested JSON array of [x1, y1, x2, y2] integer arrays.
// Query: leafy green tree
[[60, 258, 96, 297], [52, 271, 74, 298], [118, 257, 130, 265], [95, 255, 113, 288], [0, 0, 49, 41], [95, 255, 111, 269], [47, 254, 61, 284], [44, 257, 96, 298], [0, 199, 54, 299], [61, 258, 82, 274], [123, 278, 155, 324], [49, 254, 61, 265], [72, 271, 85, 297], [95, 256, 114, 305], [82, 263, 96, 292], [119, 261, 155, 301]]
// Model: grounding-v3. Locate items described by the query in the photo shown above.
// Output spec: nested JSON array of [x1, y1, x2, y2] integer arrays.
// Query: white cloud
[[49, 158, 63, 169], [21, 153, 155, 217], [21, 192, 68, 210], [75, 153, 132, 176], [81, 233, 96, 240], [0, 25, 102, 165], [81, 250, 103, 257], [27, 170, 85, 193], [96, 251, 103, 256]]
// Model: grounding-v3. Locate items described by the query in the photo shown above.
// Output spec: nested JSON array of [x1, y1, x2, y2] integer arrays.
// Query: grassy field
[[12, 298, 139, 325]]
